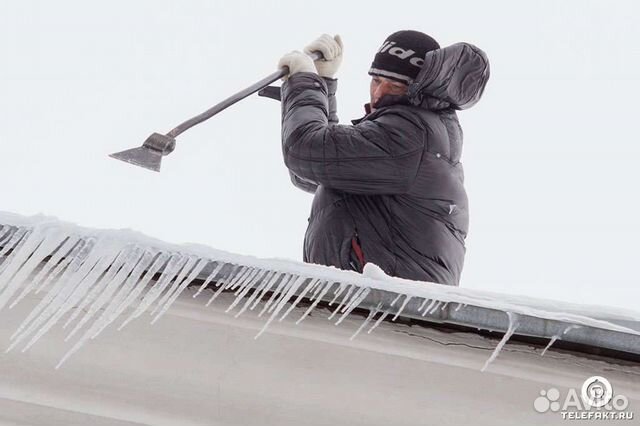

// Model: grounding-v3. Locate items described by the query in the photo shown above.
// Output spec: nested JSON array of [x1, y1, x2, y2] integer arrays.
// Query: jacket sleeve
[[286, 77, 339, 194], [288, 173, 318, 194], [281, 73, 424, 195]]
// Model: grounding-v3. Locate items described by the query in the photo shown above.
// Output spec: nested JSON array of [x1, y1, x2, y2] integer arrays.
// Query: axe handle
[[167, 51, 323, 138]]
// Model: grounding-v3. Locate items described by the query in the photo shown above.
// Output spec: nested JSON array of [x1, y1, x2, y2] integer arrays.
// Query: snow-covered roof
[[1, 211, 639, 424], [1, 211, 638, 370]]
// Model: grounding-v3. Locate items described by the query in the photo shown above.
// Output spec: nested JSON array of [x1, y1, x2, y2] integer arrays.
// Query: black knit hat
[[369, 30, 440, 84]]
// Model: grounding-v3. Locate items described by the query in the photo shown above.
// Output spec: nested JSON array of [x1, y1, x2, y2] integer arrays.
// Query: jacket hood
[[407, 42, 490, 111]]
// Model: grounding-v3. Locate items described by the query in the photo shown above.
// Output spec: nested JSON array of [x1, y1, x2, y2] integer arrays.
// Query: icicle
[[481, 312, 520, 372], [304, 279, 323, 300], [216, 264, 243, 289], [151, 258, 209, 323], [350, 303, 382, 340], [9, 238, 94, 341], [8, 238, 107, 342], [328, 284, 355, 320], [0, 229, 33, 275], [231, 267, 263, 298], [217, 266, 251, 297], [117, 252, 170, 331], [1, 228, 70, 310], [18, 243, 128, 350], [118, 252, 180, 328], [391, 295, 412, 321], [34, 239, 88, 294], [389, 293, 403, 307], [421, 299, 438, 316], [10, 236, 81, 308], [62, 248, 144, 341], [247, 271, 282, 311], [0, 225, 14, 247], [562, 324, 582, 335], [0, 228, 50, 304], [295, 281, 336, 325], [541, 324, 582, 356], [335, 287, 370, 326], [309, 280, 326, 299], [64, 247, 146, 339], [229, 267, 257, 292], [89, 250, 158, 337], [0, 227, 28, 259], [111, 251, 184, 329], [57, 252, 159, 367], [205, 265, 247, 307], [125, 254, 188, 319], [202, 263, 239, 301], [368, 309, 391, 334], [225, 268, 268, 314], [279, 278, 320, 322], [0, 227, 28, 287], [428, 301, 442, 315], [455, 302, 464, 312], [418, 298, 431, 311], [328, 282, 348, 306], [254, 275, 307, 339], [224, 267, 251, 293], [192, 262, 225, 298], [541, 336, 558, 356], [232, 268, 263, 296], [63, 247, 142, 331], [235, 271, 278, 316], [340, 286, 363, 314], [266, 274, 302, 315], [150, 256, 202, 316], [259, 273, 295, 316], [9, 239, 125, 352]]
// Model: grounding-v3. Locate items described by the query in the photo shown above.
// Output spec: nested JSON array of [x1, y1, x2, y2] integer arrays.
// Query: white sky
[[2, 0, 639, 311]]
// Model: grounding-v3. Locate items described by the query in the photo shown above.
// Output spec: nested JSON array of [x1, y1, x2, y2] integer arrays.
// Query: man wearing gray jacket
[[276, 31, 489, 286]]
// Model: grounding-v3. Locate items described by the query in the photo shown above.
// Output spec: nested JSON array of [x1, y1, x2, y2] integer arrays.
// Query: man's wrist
[[285, 72, 327, 90]]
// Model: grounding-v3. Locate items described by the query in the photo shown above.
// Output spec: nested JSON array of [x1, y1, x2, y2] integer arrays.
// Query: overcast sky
[[2, 0, 639, 311]]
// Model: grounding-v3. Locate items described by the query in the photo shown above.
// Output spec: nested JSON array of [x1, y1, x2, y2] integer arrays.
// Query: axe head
[[109, 133, 176, 172]]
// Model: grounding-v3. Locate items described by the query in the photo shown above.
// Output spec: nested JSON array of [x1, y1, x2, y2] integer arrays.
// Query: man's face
[[370, 75, 408, 111]]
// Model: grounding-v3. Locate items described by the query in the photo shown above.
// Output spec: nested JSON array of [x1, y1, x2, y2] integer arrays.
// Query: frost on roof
[[0, 211, 639, 369]]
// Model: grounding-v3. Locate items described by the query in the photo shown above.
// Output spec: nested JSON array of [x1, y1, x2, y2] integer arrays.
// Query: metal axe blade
[[109, 133, 176, 172]]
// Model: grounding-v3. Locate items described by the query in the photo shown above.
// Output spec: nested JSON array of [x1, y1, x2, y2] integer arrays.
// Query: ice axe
[[109, 51, 323, 172]]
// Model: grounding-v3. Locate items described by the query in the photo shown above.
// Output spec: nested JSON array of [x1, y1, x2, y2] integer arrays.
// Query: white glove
[[278, 51, 317, 80], [304, 34, 343, 78]]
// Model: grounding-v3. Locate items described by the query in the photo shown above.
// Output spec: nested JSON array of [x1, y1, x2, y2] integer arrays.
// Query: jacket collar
[[351, 95, 411, 125]]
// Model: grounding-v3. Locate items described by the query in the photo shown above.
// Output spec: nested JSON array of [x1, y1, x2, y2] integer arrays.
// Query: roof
[[0, 211, 639, 424], [0, 210, 639, 367], [1, 279, 638, 425]]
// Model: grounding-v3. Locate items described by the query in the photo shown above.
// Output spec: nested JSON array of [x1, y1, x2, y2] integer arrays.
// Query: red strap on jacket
[[351, 236, 366, 268]]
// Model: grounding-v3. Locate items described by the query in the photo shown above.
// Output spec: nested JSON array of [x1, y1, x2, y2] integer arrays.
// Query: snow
[[0, 211, 639, 368]]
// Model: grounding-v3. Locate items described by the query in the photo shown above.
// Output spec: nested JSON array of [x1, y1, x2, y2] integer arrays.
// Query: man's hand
[[278, 51, 317, 80], [304, 34, 343, 78]]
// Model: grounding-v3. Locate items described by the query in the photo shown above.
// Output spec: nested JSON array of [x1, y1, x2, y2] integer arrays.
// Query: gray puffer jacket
[[280, 43, 489, 285]]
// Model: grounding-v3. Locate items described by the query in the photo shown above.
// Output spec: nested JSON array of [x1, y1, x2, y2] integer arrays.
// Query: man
[[275, 31, 489, 286]]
